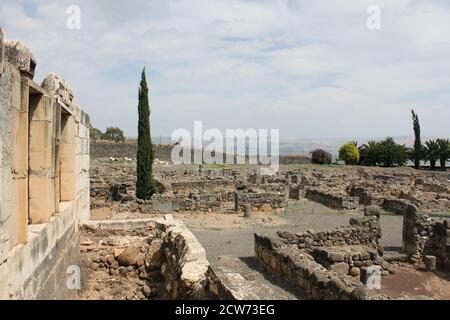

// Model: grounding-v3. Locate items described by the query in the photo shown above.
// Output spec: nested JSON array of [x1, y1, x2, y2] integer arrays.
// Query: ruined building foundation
[[0, 29, 90, 299]]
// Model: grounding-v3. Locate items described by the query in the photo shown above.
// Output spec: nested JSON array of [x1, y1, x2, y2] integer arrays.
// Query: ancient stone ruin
[[1, 30, 449, 300], [0, 30, 90, 299]]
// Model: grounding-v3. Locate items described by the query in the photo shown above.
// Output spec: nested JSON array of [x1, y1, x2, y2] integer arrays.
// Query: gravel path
[[190, 200, 404, 263]]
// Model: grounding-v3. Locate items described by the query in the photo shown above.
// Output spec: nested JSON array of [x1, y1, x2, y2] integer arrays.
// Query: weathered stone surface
[[116, 247, 140, 266], [4, 40, 36, 78], [330, 262, 349, 275], [349, 267, 361, 278], [364, 205, 380, 218], [260, 203, 273, 213], [243, 204, 252, 218], [424, 255, 436, 272]]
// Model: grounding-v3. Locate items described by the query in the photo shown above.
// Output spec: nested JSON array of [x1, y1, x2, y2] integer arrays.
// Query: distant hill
[[280, 136, 440, 156]]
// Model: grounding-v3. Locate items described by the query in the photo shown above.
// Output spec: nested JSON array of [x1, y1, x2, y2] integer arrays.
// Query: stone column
[[16, 78, 29, 242], [424, 255, 436, 272], [243, 204, 252, 218], [53, 105, 61, 213], [28, 94, 53, 224], [60, 114, 76, 202], [402, 204, 420, 255], [234, 191, 242, 212], [289, 185, 300, 200]]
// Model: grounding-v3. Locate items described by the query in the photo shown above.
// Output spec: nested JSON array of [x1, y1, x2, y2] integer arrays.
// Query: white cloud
[[0, 0, 449, 139]]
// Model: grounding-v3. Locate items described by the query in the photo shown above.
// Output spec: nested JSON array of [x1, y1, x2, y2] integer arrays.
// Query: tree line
[[311, 110, 449, 170], [90, 126, 126, 142]]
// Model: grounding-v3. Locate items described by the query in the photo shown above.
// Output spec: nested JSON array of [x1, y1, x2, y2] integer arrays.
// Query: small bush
[[338, 141, 360, 165], [310, 149, 332, 165]]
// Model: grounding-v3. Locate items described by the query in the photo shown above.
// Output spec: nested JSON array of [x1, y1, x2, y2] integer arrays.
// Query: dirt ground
[[381, 265, 450, 300]]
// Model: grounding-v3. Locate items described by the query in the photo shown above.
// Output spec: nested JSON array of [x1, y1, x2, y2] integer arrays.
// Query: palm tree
[[436, 138, 450, 170], [424, 140, 440, 170]]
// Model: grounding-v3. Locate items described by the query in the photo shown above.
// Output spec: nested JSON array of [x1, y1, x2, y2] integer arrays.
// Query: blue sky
[[1, 0, 449, 139]]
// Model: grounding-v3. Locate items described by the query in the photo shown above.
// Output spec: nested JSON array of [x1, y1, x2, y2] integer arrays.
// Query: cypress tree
[[411, 109, 422, 169], [136, 68, 156, 199]]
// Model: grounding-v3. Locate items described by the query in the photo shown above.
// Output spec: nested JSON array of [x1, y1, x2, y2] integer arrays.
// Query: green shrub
[[436, 138, 450, 169], [362, 137, 408, 167], [310, 149, 332, 165], [424, 140, 440, 170], [338, 141, 360, 165]]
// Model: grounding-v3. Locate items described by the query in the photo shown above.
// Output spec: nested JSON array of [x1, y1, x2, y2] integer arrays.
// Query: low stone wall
[[254, 234, 382, 300], [81, 217, 210, 299], [402, 205, 450, 269], [171, 180, 235, 195], [304, 188, 358, 210], [253, 206, 390, 300], [236, 191, 286, 211], [90, 141, 173, 162], [152, 194, 224, 213], [277, 207, 383, 253], [382, 198, 412, 215], [348, 186, 384, 206], [426, 220, 450, 269], [161, 221, 210, 299]]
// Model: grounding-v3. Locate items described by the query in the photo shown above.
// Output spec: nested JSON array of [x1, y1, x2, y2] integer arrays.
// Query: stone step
[[208, 255, 300, 300]]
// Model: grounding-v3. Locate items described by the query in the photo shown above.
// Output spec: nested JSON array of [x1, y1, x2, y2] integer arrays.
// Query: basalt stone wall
[[426, 220, 450, 269], [171, 180, 236, 195], [276, 209, 382, 254], [90, 141, 173, 162], [236, 191, 286, 210], [402, 205, 450, 269], [382, 198, 412, 215], [304, 188, 359, 210], [348, 186, 384, 206], [254, 234, 383, 300], [151, 193, 223, 213]]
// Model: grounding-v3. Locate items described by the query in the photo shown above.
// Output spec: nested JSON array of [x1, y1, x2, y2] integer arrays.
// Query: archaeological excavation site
[[0, 24, 449, 304]]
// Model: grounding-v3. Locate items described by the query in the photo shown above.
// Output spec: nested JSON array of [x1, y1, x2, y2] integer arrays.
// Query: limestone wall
[[0, 57, 22, 258], [74, 105, 90, 222], [159, 220, 210, 299], [0, 34, 90, 299]]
